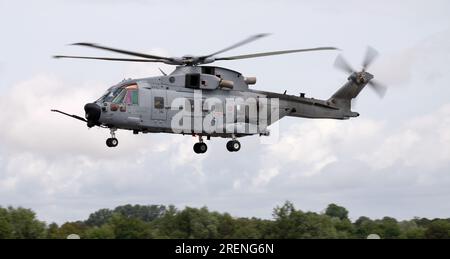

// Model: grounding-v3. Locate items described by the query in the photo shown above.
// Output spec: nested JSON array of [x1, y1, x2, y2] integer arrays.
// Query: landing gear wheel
[[106, 138, 119, 148], [226, 140, 241, 152], [226, 141, 233, 152], [110, 138, 119, 147], [193, 142, 207, 154], [106, 128, 119, 148], [193, 143, 199, 153]]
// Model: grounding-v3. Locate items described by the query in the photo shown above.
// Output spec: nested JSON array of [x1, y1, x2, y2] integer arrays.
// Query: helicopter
[[52, 34, 386, 154]]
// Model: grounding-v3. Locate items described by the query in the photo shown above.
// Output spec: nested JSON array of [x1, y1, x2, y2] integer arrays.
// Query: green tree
[[113, 204, 166, 222], [110, 214, 154, 239], [414, 217, 432, 228], [299, 212, 338, 239], [424, 220, 450, 239], [270, 201, 297, 238], [399, 221, 425, 239], [325, 204, 349, 220], [216, 213, 236, 239], [0, 207, 13, 239], [151, 205, 185, 238], [231, 218, 269, 239], [85, 209, 113, 227], [354, 216, 378, 238], [7, 207, 46, 239], [46, 223, 60, 239], [85, 205, 167, 227], [331, 217, 355, 238], [85, 224, 115, 239], [174, 207, 220, 239], [377, 217, 401, 239], [271, 202, 338, 239]]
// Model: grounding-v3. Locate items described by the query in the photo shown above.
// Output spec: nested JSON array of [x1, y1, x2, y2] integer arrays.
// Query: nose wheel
[[226, 140, 241, 152], [106, 128, 119, 148]]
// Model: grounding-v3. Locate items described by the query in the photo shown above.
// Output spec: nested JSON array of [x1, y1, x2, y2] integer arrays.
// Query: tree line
[[0, 202, 449, 239]]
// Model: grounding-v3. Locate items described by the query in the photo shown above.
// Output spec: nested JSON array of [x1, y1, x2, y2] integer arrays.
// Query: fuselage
[[86, 66, 358, 139]]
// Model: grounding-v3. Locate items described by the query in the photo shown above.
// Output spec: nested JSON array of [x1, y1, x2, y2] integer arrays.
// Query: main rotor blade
[[53, 55, 164, 63], [334, 54, 354, 74], [216, 47, 338, 61], [362, 46, 379, 71], [368, 80, 387, 98], [71, 42, 171, 61], [202, 33, 270, 59]]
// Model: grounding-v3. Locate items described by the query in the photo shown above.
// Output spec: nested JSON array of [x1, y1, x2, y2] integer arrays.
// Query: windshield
[[97, 87, 121, 103]]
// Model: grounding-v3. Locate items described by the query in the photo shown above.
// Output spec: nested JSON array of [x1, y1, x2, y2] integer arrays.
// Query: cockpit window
[[97, 90, 111, 102], [97, 87, 120, 103], [124, 90, 139, 105], [124, 85, 139, 105], [112, 84, 139, 105], [112, 88, 127, 103]]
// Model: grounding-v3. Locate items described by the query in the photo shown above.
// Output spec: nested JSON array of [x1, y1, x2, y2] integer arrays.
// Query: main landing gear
[[193, 136, 208, 154], [193, 136, 242, 154], [106, 128, 119, 148], [226, 139, 241, 152]]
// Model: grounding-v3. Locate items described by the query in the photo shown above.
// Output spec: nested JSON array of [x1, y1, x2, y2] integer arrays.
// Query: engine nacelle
[[244, 77, 257, 85], [219, 79, 234, 89]]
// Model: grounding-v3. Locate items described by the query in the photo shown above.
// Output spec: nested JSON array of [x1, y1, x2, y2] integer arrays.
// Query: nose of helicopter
[[84, 103, 101, 128]]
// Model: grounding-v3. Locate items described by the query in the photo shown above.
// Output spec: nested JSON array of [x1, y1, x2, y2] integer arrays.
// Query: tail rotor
[[334, 46, 387, 98]]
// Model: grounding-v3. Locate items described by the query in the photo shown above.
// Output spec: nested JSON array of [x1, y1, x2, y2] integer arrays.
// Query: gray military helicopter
[[52, 34, 386, 154]]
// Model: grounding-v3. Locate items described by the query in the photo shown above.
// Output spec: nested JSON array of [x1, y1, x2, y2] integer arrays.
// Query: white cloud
[[252, 168, 279, 187], [261, 119, 383, 177], [362, 104, 450, 171]]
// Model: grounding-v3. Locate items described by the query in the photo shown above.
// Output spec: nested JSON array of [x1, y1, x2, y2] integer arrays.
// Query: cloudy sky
[[0, 0, 450, 224]]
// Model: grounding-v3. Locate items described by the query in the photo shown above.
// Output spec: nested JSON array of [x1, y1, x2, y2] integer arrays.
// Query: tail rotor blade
[[368, 80, 387, 98], [362, 46, 379, 71], [334, 54, 354, 74]]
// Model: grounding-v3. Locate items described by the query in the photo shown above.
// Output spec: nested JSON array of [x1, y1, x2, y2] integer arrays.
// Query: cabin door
[[151, 89, 167, 120]]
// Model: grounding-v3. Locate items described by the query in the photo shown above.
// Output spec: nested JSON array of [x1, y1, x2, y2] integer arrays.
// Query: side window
[[154, 97, 164, 109], [131, 91, 138, 105], [124, 90, 139, 105]]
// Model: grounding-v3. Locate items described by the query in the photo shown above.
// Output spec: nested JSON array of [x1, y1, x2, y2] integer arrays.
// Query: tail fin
[[328, 72, 373, 111]]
